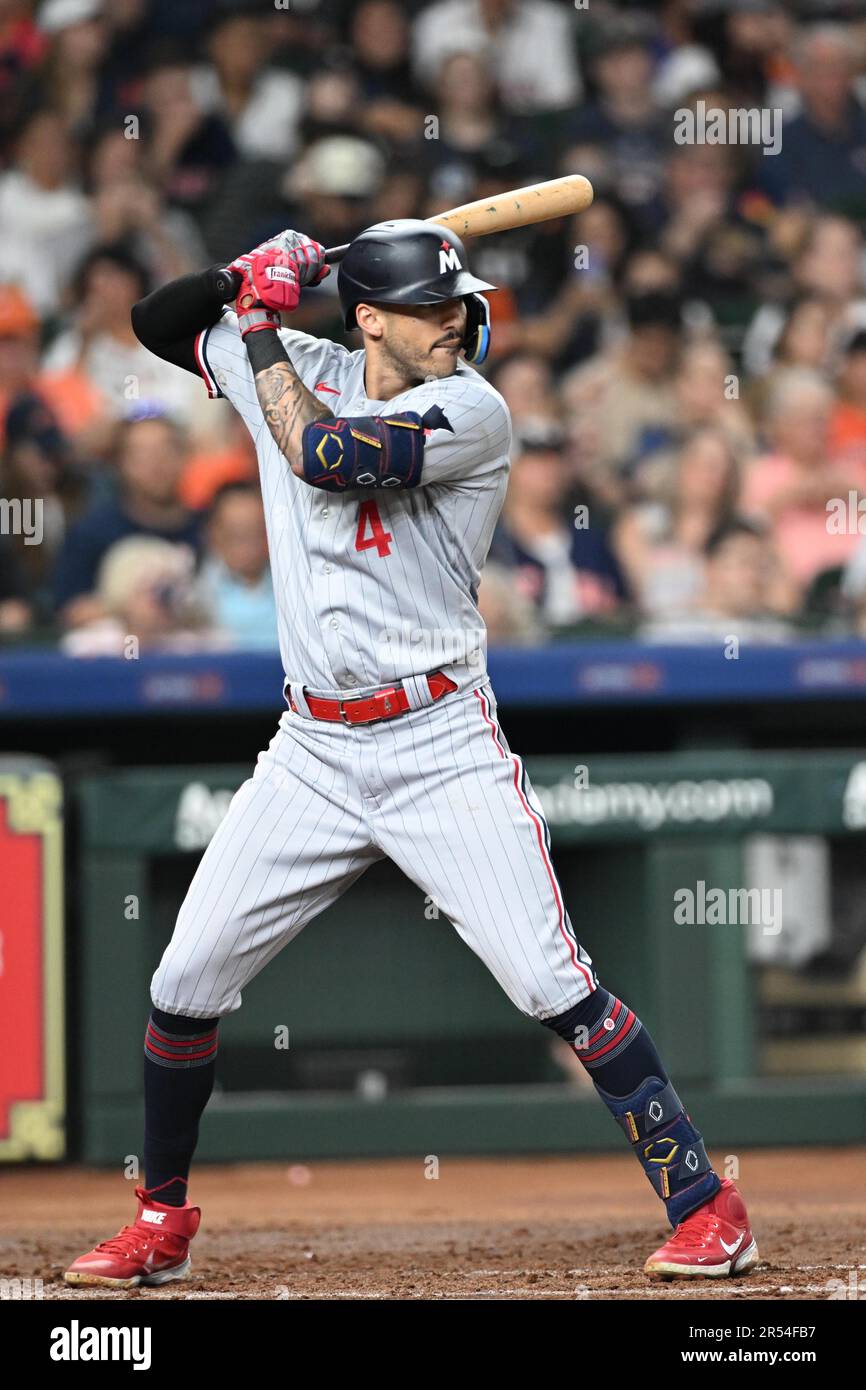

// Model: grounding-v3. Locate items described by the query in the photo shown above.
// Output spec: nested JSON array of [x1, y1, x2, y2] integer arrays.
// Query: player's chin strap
[[463, 293, 491, 365]]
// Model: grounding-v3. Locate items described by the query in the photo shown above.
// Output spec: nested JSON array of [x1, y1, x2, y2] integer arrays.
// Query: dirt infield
[[1, 1148, 863, 1300]]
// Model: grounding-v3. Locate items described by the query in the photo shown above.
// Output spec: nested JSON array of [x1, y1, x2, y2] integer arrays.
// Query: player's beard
[[381, 324, 461, 386]]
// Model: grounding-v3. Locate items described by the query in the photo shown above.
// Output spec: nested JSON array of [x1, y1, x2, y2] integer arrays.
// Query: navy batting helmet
[[337, 219, 496, 364]]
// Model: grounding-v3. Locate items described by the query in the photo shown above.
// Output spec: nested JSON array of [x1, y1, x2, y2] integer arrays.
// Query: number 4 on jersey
[[354, 500, 393, 558]]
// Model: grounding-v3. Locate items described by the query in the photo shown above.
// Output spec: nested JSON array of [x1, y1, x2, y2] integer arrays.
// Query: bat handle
[[210, 267, 242, 303], [324, 243, 350, 264]]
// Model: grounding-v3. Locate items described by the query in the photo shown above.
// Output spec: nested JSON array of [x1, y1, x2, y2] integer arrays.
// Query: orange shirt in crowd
[[0, 373, 105, 450], [829, 401, 866, 473], [180, 444, 258, 509], [37, 368, 107, 437]]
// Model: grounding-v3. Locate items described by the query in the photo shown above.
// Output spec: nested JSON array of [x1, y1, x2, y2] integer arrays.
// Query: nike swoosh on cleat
[[720, 1233, 745, 1257]]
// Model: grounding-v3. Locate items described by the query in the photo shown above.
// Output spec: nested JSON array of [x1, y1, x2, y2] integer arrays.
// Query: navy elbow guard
[[301, 413, 424, 491]]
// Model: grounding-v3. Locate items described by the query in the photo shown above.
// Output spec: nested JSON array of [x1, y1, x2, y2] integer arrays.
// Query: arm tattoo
[[255, 362, 333, 467], [245, 331, 332, 470]]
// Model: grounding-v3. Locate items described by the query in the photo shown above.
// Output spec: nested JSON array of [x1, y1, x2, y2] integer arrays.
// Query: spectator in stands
[[87, 125, 207, 285], [412, 0, 581, 115], [490, 422, 627, 628], [191, 8, 304, 163], [279, 136, 386, 335], [42, 243, 213, 445], [830, 329, 866, 477], [284, 135, 386, 251], [93, 0, 157, 118], [476, 561, 542, 644], [742, 215, 866, 379], [0, 537, 32, 635], [771, 294, 837, 374], [61, 535, 210, 656], [743, 368, 865, 596], [711, 0, 793, 111], [423, 49, 511, 182], [195, 483, 277, 651], [562, 282, 684, 506], [0, 1, 47, 150], [52, 405, 203, 628], [179, 411, 257, 511], [350, 0, 423, 148], [367, 164, 427, 229], [36, 0, 109, 133], [564, 14, 668, 224], [0, 284, 41, 445], [760, 25, 866, 215], [674, 339, 756, 458], [2, 393, 92, 619], [659, 141, 744, 277], [642, 519, 792, 643], [0, 279, 107, 452], [492, 194, 636, 368], [299, 64, 364, 146], [614, 426, 742, 621], [140, 48, 236, 217], [0, 107, 91, 316], [489, 352, 561, 428]]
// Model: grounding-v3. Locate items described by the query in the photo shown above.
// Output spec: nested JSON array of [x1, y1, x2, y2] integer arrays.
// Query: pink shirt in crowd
[[742, 453, 865, 585]]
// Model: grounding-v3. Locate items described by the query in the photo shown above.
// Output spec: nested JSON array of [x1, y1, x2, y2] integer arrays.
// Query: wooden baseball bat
[[323, 174, 594, 263], [210, 176, 594, 300]]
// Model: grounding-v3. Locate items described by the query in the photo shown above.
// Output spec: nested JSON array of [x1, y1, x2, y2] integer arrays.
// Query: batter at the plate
[[65, 220, 758, 1288]]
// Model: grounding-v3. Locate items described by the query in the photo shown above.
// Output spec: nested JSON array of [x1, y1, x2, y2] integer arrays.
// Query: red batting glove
[[227, 235, 330, 339], [230, 232, 330, 291], [231, 248, 300, 339]]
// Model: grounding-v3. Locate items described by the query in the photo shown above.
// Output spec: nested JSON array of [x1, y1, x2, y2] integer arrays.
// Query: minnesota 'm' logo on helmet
[[337, 220, 495, 327], [438, 241, 462, 275], [336, 219, 497, 364]]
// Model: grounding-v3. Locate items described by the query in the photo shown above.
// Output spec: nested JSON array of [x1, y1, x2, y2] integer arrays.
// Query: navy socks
[[143, 1007, 219, 1207]]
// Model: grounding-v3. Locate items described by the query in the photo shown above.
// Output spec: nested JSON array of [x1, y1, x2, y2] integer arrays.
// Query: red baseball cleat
[[64, 1188, 201, 1288], [644, 1178, 758, 1279]]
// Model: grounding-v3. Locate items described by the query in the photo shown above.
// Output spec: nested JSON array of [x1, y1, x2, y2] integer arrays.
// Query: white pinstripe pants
[[151, 681, 596, 1021]]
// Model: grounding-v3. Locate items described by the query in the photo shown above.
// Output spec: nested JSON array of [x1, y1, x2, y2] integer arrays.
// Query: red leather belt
[[289, 671, 458, 725]]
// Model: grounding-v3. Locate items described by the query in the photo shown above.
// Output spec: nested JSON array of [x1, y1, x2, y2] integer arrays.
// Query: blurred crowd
[[4, 0, 866, 654]]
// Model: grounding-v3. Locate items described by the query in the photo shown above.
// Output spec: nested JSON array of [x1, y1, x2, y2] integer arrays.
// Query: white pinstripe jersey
[[195, 312, 512, 694]]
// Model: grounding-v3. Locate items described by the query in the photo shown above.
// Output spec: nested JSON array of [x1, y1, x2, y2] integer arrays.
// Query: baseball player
[[65, 222, 758, 1288]]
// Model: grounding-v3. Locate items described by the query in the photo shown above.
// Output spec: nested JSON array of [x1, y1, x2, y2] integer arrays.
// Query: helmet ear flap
[[462, 293, 491, 365]]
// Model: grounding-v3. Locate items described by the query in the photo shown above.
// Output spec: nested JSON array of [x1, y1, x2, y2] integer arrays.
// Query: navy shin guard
[[545, 989, 720, 1227]]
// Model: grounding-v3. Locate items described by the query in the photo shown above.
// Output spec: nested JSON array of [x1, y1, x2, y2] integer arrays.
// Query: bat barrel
[[434, 174, 593, 239]]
